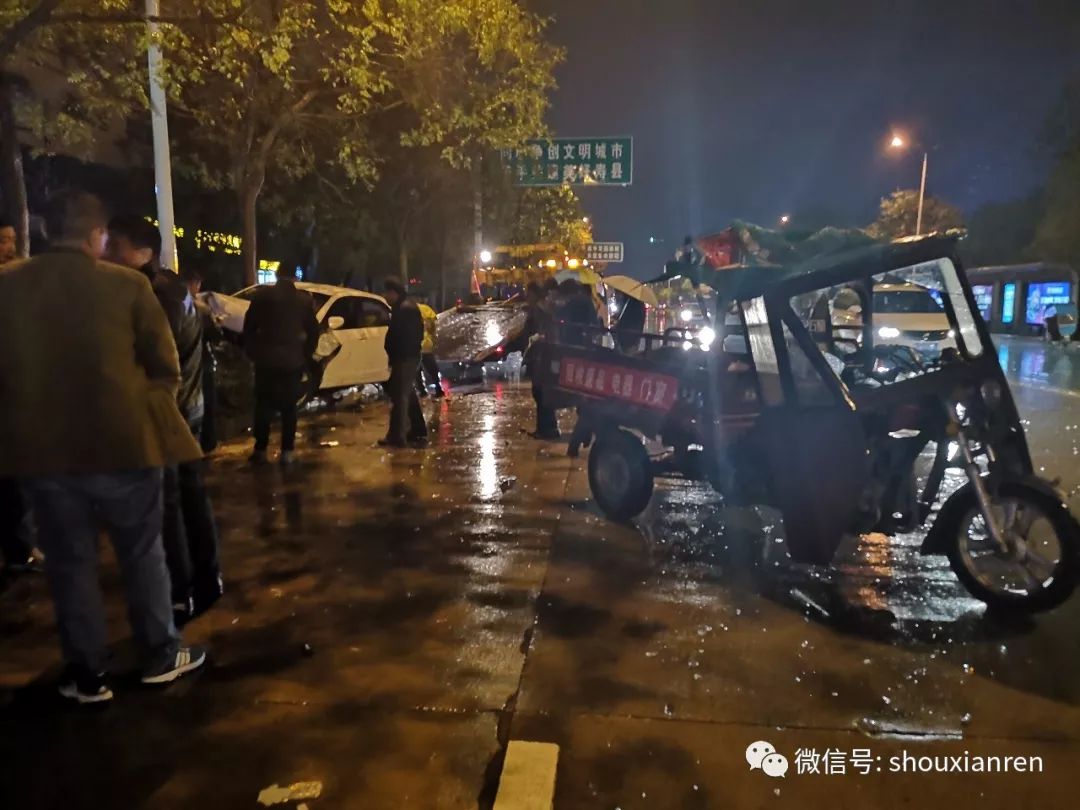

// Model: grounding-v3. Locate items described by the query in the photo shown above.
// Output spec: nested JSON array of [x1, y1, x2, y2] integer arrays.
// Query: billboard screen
[[1025, 281, 1072, 325], [972, 284, 993, 322], [1002, 283, 1016, 324]]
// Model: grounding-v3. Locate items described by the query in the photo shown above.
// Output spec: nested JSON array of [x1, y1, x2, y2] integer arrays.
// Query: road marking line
[[493, 741, 559, 810]]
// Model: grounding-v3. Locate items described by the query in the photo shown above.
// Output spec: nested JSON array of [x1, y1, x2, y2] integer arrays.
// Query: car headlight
[[680, 309, 693, 323], [698, 326, 716, 348], [877, 326, 901, 339]]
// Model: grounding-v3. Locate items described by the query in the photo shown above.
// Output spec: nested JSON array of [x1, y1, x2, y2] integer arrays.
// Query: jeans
[[0, 477, 32, 566], [386, 359, 427, 443], [163, 420, 221, 605], [253, 367, 304, 452], [26, 469, 179, 673]]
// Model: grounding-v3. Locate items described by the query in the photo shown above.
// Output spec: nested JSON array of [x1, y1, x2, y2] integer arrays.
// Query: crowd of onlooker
[[0, 192, 219, 703], [0, 189, 465, 706], [0, 184, 609, 707]]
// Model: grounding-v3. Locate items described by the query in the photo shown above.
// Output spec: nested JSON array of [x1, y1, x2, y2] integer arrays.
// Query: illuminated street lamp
[[888, 132, 930, 236], [479, 249, 493, 265], [779, 214, 790, 226]]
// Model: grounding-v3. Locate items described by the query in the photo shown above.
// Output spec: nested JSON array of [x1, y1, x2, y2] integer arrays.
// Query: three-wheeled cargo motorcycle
[[537, 235, 1079, 613]]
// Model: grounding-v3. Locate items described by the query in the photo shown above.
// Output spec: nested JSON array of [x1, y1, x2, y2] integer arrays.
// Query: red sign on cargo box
[[558, 358, 679, 411]]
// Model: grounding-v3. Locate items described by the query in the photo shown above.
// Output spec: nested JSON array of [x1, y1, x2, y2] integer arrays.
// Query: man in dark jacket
[[555, 279, 600, 346], [107, 216, 224, 624], [181, 265, 221, 452], [0, 221, 33, 577], [243, 268, 320, 465], [1, 192, 206, 702], [380, 277, 428, 448], [517, 281, 560, 439]]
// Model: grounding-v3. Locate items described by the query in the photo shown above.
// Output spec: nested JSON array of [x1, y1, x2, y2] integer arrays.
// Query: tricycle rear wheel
[[588, 429, 654, 522]]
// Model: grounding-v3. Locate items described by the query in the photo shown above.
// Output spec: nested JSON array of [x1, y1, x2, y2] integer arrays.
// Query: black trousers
[[200, 358, 218, 452], [253, 367, 304, 452], [0, 477, 32, 566], [163, 419, 221, 604], [387, 359, 427, 443], [532, 380, 559, 435]]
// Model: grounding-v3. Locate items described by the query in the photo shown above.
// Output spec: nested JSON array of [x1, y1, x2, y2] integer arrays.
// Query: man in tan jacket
[[0, 191, 207, 704]]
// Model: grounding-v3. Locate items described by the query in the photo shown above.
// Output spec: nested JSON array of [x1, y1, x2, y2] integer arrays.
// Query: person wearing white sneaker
[[0, 192, 208, 704], [141, 644, 207, 685]]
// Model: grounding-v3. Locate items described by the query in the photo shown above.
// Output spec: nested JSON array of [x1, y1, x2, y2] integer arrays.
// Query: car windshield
[[873, 288, 943, 314]]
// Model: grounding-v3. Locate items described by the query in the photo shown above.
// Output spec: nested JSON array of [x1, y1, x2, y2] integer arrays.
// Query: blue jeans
[[26, 469, 180, 673]]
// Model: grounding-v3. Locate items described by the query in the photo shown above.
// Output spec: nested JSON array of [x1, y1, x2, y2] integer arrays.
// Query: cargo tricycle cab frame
[[725, 237, 1033, 565]]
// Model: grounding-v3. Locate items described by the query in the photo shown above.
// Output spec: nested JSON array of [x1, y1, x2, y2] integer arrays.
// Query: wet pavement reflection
[[0, 339, 1077, 808]]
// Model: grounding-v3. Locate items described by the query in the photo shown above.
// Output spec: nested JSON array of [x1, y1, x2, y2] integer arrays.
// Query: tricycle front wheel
[[943, 482, 1079, 613], [588, 429, 654, 522]]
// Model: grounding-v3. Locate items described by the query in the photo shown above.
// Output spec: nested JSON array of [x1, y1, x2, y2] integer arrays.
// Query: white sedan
[[832, 282, 956, 360], [205, 282, 391, 389]]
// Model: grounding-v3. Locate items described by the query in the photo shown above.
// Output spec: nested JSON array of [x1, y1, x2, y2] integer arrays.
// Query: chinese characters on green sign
[[502, 137, 633, 187]]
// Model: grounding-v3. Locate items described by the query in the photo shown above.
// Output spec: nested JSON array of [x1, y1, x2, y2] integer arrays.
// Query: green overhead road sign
[[502, 137, 633, 187]]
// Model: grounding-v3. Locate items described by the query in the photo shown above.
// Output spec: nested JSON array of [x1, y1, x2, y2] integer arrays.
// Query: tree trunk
[[398, 237, 409, 284], [308, 243, 318, 283], [240, 178, 261, 288], [0, 78, 30, 258], [305, 218, 318, 282]]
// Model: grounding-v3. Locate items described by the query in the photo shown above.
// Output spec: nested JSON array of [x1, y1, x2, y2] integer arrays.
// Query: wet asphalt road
[[1, 337, 1079, 809]]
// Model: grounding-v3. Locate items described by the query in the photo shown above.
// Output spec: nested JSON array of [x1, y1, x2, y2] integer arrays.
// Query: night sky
[[534, 0, 1080, 274]]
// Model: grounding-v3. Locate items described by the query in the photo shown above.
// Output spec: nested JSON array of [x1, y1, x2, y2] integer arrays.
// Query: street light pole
[[915, 151, 928, 237], [146, 0, 179, 272]]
